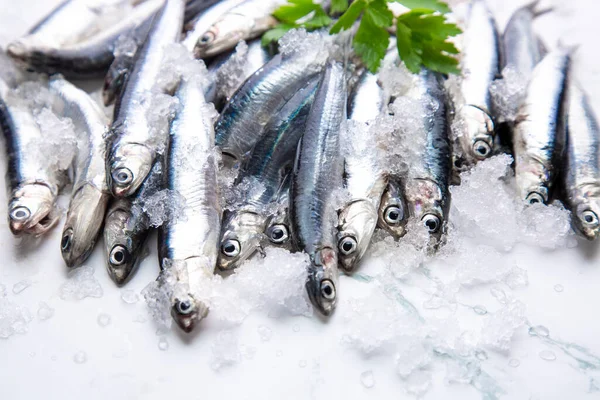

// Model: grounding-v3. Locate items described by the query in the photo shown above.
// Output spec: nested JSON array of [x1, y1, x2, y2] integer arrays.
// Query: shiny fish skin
[[48, 78, 110, 268], [183, 0, 245, 52], [107, 0, 184, 198], [290, 62, 346, 317], [563, 83, 600, 240], [217, 79, 317, 271], [453, 0, 500, 170], [0, 80, 62, 236], [193, 0, 284, 58], [215, 52, 324, 161], [338, 71, 388, 272], [514, 49, 570, 205], [403, 69, 452, 242], [104, 158, 163, 285], [158, 78, 220, 333]]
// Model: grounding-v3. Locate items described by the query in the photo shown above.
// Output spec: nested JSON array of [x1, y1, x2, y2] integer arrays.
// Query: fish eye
[[61, 229, 73, 252], [526, 192, 545, 205], [472, 140, 491, 159], [422, 214, 441, 234], [320, 279, 336, 301], [221, 239, 241, 257], [384, 205, 403, 225], [10, 206, 31, 221], [109, 245, 129, 266], [267, 224, 289, 244], [175, 298, 194, 315], [581, 210, 599, 227], [112, 167, 133, 186], [338, 236, 357, 255], [199, 31, 216, 45]]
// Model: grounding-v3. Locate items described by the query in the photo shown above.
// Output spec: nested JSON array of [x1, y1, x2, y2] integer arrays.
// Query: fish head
[[5, 38, 42, 67], [306, 247, 338, 316], [170, 293, 209, 333], [377, 180, 408, 238], [61, 185, 109, 268], [263, 206, 292, 249], [103, 201, 140, 285], [406, 179, 447, 242], [108, 143, 154, 197], [8, 183, 58, 236], [337, 200, 377, 272], [573, 200, 600, 240], [194, 14, 250, 59], [455, 105, 495, 168], [217, 210, 265, 271]]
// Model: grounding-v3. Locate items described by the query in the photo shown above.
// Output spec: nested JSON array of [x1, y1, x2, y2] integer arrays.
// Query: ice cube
[[59, 266, 103, 301], [0, 297, 32, 338]]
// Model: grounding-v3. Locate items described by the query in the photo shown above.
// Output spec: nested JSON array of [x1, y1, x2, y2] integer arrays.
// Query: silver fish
[[377, 178, 409, 238], [218, 80, 317, 270], [193, 0, 284, 58], [502, 0, 549, 77], [215, 51, 324, 161], [104, 158, 163, 285], [514, 49, 570, 205], [563, 83, 600, 240], [453, 0, 500, 170], [107, 0, 184, 198], [158, 77, 220, 333], [48, 78, 110, 268], [400, 69, 451, 241], [290, 62, 346, 316], [0, 80, 62, 236], [338, 71, 388, 272], [263, 184, 294, 251]]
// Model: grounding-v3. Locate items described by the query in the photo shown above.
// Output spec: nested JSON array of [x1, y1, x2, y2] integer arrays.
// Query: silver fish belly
[[0, 80, 62, 236], [218, 79, 317, 270], [514, 49, 570, 205], [107, 0, 185, 198], [563, 83, 600, 240], [183, 0, 246, 52], [338, 70, 388, 272], [48, 78, 110, 268], [215, 52, 324, 161], [158, 78, 220, 333], [290, 62, 346, 317]]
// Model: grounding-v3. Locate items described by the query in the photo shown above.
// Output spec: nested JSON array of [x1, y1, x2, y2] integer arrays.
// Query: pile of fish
[[0, 0, 597, 333]]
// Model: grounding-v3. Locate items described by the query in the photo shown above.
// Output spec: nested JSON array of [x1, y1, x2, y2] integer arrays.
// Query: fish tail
[[525, 0, 553, 18]]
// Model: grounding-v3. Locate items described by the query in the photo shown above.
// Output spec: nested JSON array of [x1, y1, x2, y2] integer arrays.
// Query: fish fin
[[525, 0, 553, 18]]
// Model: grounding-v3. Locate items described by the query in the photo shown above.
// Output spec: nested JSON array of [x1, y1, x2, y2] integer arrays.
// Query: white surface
[[1, 1, 600, 399]]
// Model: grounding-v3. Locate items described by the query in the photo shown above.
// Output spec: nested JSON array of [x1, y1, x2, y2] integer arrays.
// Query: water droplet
[[539, 350, 556, 361], [490, 287, 507, 304], [475, 349, 488, 360], [257, 325, 272, 342], [298, 359, 307, 368], [473, 305, 487, 315], [554, 284, 564, 293], [508, 358, 520, 368], [97, 313, 111, 327], [158, 337, 169, 351], [276, 350, 283, 357], [121, 289, 139, 304], [73, 351, 87, 364], [528, 325, 550, 337], [360, 370, 375, 388], [37, 302, 55, 321], [12, 280, 31, 294], [292, 324, 300, 332]]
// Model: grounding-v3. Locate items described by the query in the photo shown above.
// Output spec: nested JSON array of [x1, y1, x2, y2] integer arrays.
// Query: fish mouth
[[574, 204, 600, 240], [171, 295, 209, 333], [106, 244, 136, 286], [338, 200, 378, 272], [306, 248, 338, 316], [6, 40, 28, 61], [8, 184, 58, 236]]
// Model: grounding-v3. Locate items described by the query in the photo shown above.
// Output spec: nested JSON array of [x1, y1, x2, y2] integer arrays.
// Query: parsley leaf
[[330, 0, 349, 14], [262, 23, 297, 46], [353, 3, 391, 72], [273, 0, 322, 24], [391, 0, 450, 14], [330, 0, 366, 33]]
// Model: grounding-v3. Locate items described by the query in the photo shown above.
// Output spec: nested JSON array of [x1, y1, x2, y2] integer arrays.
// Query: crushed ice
[[59, 265, 103, 301]]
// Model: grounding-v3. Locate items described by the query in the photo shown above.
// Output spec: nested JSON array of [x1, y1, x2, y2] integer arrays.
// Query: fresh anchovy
[[290, 62, 346, 316], [218, 79, 317, 270], [377, 178, 409, 238], [215, 52, 324, 161], [264, 183, 294, 251], [48, 78, 110, 268], [182, 0, 246, 52], [338, 71, 388, 272], [0, 80, 62, 235], [453, 0, 500, 171], [514, 49, 570, 205], [158, 78, 220, 333], [502, 1, 549, 76], [193, 0, 285, 58], [104, 158, 163, 285], [8, 0, 163, 79], [563, 83, 600, 240], [107, 0, 185, 198], [401, 69, 451, 241]]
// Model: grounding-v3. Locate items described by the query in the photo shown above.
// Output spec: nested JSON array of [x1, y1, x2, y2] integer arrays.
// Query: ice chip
[[210, 330, 242, 371], [59, 266, 103, 301], [0, 298, 32, 338], [481, 300, 526, 353]]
